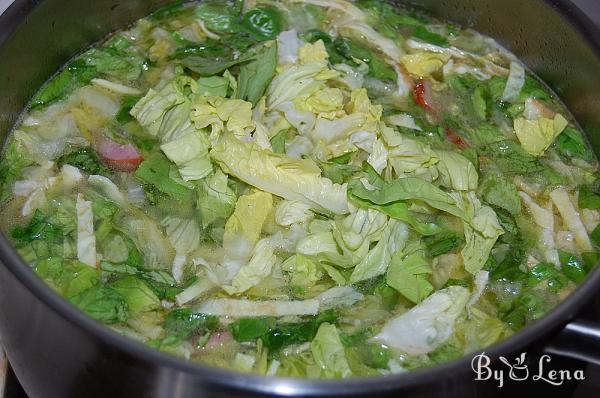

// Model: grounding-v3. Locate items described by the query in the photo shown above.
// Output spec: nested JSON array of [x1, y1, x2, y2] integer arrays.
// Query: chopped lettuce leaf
[[550, 188, 593, 252], [70, 285, 129, 324], [333, 208, 389, 268], [458, 193, 504, 274], [434, 150, 478, 191], [191, 95, 254, 142], [196, 170, 237, 227], [374, 286, 469, 355], [224, 239, 277, 294], [501, 62, 525, 102], [162, 216, 200, 255], [298, 40, 329, 64], [282, 254, 323, 292], [479, 174, 521, 216], [350, 220, 408, 283], [275, 200, 314, 226], [197, 76, 229, 97], [160, 130, 212, 181], [130, 77, 192, 139], [135, 153, 193, 201], [237, 42, 278, 105], [310, 323, 352, 379], [267, 61, 334, 110], [387, 249, 433, 303], [110, 276, 161, 314], [211, 134, 349, 215], [224, 191, 273, 253], [119, 214, 175, 270], [348, 177, 469, 221], [514, 114, 569, 156], [400, 52, 450, 77]]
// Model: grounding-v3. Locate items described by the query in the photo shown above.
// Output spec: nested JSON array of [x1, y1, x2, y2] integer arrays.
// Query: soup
[[1, 0, 598, 379]]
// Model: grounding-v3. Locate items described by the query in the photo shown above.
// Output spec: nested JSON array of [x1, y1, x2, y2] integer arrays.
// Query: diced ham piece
[[445, 127, 468, 149], [203, 331, 233, 351], [97, 136, 144, 172], [413, 79, 434, 112]]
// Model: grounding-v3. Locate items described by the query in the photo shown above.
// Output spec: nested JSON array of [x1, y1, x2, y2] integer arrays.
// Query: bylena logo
[[471, 352, 585, 388]]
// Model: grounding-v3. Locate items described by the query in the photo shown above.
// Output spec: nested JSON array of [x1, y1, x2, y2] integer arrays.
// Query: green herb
[[163, 309, 219, 339], [559, 250, 587, 283], [412, 26, 448, 47], [241, 7, 284, 41], [578, 186, 600, 210], [479, 174, 522, 215], [528, 262, 568, 292], [116, 95, 142, 124], [230, 310, 337, 353], [11, 210, 64, 245], [479, 140, 544, 174], [425, 231, 463, 257], [135, 153, 193, 201], [555, 127, 593, 161], [56, 147, 111, 177], [70, 285, 129, 324]]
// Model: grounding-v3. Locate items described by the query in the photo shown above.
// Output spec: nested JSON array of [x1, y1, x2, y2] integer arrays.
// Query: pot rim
[[2, 0, 600, 395]]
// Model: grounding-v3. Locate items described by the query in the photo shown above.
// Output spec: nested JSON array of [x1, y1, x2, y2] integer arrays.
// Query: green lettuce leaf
[[386, 249, 433, 303], [310, 323, 352, 379], [160, 130, 212, 181], [479, 140, 544, 175], [282, 254, 323, 293], [458, 193, 504, 274], [434, 150, 478, 191], [374, 286, 469, 354], [70, 285, 129, 324], [130, 76, 197, 140], [110, 275, 161, 315], [0, 137, 33, 204], [211, 134, 348, 215], [554, 127, 594, 161], [514, 114, 568, 156], [349, 220, 408, 283], [135, 153, 193, 201], [347, 177, 468, 221], [479, 174, 521, 215], [57, 147, 111, 177], [237, 42, 278, 105], [196, 169, 237, 227], [224, 239, 277, 294], [197, 76, 230, 97]]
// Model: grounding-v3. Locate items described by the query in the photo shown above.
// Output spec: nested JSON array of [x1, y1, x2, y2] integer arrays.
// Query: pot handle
[[544, 319, 600, 365]]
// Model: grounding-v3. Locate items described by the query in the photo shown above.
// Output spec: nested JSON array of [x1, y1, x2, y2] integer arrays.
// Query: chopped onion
[[76, 194, 97, 268], [91, 78, 143, 95], [501, 62, 525, 102]]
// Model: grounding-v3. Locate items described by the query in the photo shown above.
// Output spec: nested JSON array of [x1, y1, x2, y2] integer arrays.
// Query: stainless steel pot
[[2, 1, 600, 397]]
